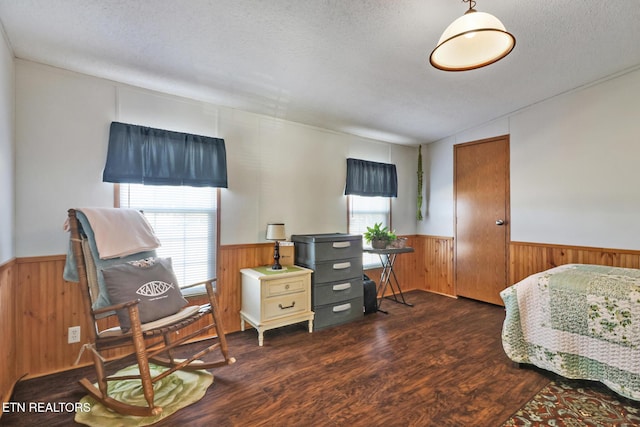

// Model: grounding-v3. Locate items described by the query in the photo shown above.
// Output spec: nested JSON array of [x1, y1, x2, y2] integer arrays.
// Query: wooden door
[[454, 135, 510, 305]]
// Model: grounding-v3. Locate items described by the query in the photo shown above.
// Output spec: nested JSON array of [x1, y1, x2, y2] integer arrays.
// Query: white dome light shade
[[430, 10, 516, 71]]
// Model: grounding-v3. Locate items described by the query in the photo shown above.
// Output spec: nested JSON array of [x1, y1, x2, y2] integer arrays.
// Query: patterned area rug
[[502, 378, 640, 426], [74, 363, 213, 427]]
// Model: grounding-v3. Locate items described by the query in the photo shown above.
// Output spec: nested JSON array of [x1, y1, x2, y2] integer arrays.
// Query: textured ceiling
[[1, 0, 640, 145]]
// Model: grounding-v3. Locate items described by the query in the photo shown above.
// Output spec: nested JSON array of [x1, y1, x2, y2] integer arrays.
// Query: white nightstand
[[240, 265, 314, 346]]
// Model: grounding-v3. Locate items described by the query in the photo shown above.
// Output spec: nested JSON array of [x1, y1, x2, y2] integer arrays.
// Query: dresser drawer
[[296, 240, 362, 263], [313, 277, 363, 306], [264, 291, 309, 320], [312, 257, 363, 283], [313, 296, 364, 330], [265, 276, 307, 297]]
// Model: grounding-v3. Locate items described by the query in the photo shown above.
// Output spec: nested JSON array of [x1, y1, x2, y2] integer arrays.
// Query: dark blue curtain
[[344, 158, 397, 197], [103, 122, 228, 188]]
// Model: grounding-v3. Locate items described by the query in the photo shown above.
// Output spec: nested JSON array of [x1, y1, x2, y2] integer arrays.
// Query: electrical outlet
[[68, 326, 81, 344]]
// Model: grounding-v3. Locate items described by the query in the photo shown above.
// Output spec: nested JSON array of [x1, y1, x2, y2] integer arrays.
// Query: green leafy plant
[[364, 223, 396, 248]]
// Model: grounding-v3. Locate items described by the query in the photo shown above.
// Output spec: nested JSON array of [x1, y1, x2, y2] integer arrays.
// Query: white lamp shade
[[266, 223, 286, 241], [430, 10, 515, 71]]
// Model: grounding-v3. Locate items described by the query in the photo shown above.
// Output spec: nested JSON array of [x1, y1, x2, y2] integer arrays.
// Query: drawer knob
[[285, 284, 290, 290], [278, 301, 296, 310]]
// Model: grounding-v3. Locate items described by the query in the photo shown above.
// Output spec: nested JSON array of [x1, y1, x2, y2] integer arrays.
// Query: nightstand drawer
[[264, 292, 309, 320], [266, 276, 307, 297]]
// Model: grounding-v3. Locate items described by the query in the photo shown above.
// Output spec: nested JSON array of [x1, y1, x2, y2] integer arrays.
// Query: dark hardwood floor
[[2, 291, 554, 426]]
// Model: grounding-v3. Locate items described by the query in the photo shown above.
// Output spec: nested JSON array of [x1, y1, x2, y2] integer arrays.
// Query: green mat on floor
[[75, 362, 213, 427]]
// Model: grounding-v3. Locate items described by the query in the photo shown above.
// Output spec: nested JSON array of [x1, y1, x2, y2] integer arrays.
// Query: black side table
[[363, 246, 415, 313]]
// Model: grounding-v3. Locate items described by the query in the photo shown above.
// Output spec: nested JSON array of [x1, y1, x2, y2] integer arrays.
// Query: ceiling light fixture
[[429, 0, 515, 71]]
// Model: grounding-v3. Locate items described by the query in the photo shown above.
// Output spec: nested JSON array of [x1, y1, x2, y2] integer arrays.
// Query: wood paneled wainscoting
[[0, 258, 17, 414], [510, 241, 640, 284], [363, 235, 454, 298], [411, 235, 455, 296]]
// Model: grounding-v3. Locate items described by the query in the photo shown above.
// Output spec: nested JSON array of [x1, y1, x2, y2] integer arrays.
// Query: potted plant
[[364, 222, 396, 249]]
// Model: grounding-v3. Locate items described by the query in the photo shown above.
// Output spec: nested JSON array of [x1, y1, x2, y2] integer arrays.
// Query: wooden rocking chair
[[66, 208, 235, 416]]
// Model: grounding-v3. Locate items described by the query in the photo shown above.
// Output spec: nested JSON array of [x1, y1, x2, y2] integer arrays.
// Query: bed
[[500, 263, 640, 400]]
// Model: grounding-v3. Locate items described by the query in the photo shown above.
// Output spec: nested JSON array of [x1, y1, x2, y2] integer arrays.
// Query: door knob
[[496, 219, 505, 226]]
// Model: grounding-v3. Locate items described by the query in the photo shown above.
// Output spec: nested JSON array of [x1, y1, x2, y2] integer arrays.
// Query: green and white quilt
[[501, 264, 640, 401]]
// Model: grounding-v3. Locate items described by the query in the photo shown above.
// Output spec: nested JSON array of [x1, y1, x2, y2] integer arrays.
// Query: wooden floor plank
[[2, 291, 552, 426]]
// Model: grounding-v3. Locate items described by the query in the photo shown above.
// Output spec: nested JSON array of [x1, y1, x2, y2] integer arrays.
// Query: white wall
[[15, 60, 417, 256], [15, 62, 116, 256], [510, 69, 640, 249], [419, 67, 640, 251], [419, 136, 454, 237], [0, 28, 15, 264]]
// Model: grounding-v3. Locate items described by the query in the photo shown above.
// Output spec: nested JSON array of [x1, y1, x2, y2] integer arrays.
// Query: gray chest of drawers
[[291, 233, 363, 330]]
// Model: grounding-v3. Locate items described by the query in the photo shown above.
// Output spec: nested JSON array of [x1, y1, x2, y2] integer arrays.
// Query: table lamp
[[266, 223, 286, 270]]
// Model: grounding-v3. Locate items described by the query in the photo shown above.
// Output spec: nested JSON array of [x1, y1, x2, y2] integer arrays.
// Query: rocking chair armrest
[[180, 278, 217, 291], [92, 299, 140, 316], [180, 279, 218, 309]]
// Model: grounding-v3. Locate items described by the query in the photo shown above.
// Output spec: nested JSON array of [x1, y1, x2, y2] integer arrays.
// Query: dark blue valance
[[103, 122, 228, 188], [344, 158, 397, 197]]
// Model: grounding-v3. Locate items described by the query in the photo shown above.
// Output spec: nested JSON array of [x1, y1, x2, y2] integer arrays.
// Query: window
[[348, 195, 391, 269], [118, 183, 218, 295], [344, 157, 397, 268]]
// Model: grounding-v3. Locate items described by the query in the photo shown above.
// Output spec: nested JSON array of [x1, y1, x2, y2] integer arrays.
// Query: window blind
[[119, 184, 217, 291], [348, 195, 390, 268]]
